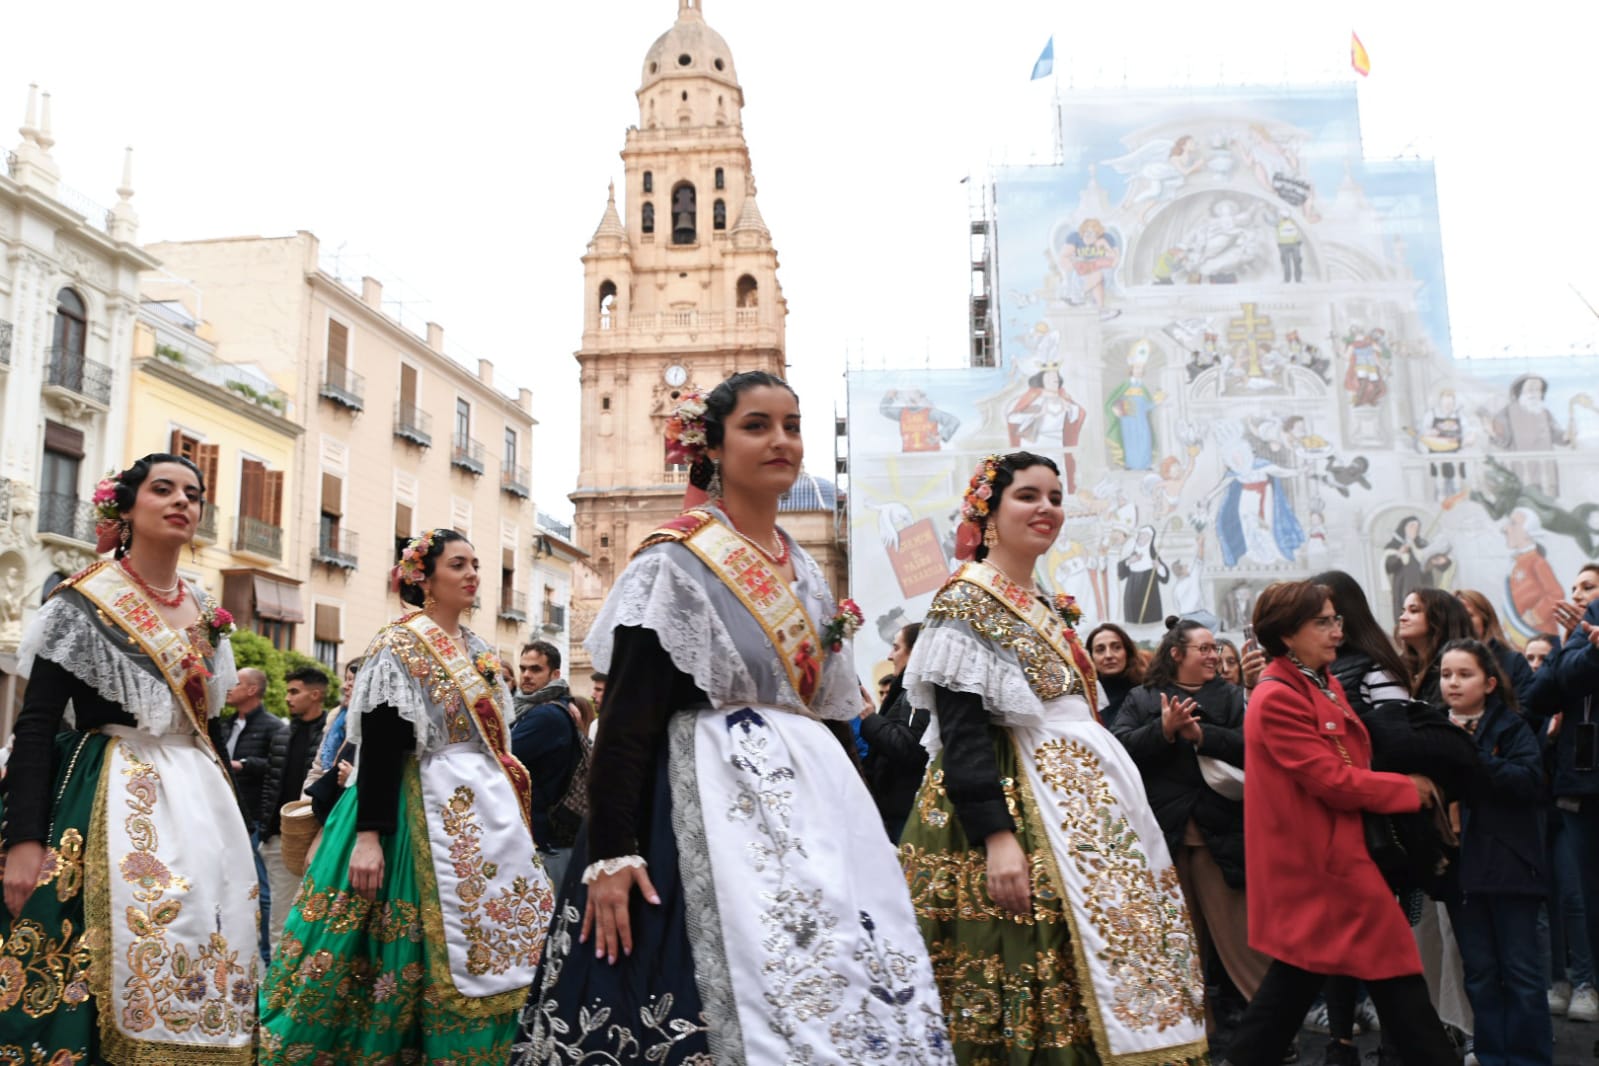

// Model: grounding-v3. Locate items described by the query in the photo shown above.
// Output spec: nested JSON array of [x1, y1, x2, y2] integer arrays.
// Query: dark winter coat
[[259, 712, 328, 840], [860, 677, 931, 842], [1111, 677, 1248, 888], [209, 705, 285, 830], [1456, 695, 1545, 899], [1528, 599, 1599, 798]]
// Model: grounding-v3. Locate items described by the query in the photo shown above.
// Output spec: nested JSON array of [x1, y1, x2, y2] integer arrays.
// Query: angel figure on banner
[[1055, 217, 1122, 320], [1143, 419, 1206, 520], [1232, 123, 1321, 222], [1103, 134, 1204, 221], [1204, 431, 1306, 567]]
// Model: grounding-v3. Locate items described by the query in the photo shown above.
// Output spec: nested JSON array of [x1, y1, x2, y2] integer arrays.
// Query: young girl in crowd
[[1396, 588, 1475, 704], [1438, 639, 1551, 1066]]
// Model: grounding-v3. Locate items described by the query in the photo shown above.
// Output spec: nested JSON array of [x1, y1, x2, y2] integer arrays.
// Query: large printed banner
[[846, 86, 1599, 670]]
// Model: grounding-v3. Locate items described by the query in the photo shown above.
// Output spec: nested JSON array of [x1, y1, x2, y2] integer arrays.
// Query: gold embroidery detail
[[0, 1045, 87, 1065], [1032, 738, 1206, 1036], [928, 942, 1094, 1051], [365, 626, 477, 743], [291, 879, 422, 942], [925, 582, 1084, 701], [0, 918, 92, 1018], [437, 785, 554, 977], [31, 830, 85, 904]]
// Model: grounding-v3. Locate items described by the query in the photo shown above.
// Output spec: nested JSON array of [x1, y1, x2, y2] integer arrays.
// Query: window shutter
[[196, 444, 220, 499], [399, 364, 418, 410], [326, 320, 349, 370], [321, 472, 343, 517], [264, 470, 285, 527], [314, 603, 341, 644], [168, 428, 184, 455], [240, 459, 265, 521]]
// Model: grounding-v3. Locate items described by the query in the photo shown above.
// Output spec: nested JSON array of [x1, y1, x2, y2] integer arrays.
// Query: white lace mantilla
[[585, 549, 760, 706], [903, 624, 1049, 757], [16, 591, 238, 736], [345, 644, 439, 754]]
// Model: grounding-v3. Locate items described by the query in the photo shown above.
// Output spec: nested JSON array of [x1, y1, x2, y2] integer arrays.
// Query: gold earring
[[423, 591, 437, 610], [119, 520, 132, 548], [984, 523, 999, 547]]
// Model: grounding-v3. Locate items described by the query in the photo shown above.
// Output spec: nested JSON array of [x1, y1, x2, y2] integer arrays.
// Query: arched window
[[713, 200, 727, 230], [670, 182, 697, 245], [643, 171, 653, 194], [54, 288, 87, 357], [598, 281, 617, 330], [736, 275, 759, 308], [714, 167, 725, 190], [641, 202, 655, 234]]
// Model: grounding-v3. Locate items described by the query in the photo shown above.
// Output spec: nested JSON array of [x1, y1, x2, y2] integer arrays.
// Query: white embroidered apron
[[689, 705, 955, 1063], [1013, 695, 1209, 1065], [91, 725, 258, 1064], [416, 741, 554, 999]]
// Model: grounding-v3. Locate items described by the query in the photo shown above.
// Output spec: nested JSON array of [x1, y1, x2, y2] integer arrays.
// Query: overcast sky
[[13, 0, 1595, 521]]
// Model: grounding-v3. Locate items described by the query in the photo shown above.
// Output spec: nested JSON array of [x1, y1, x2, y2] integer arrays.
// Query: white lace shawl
[[345, 623, 507, 756], [16, 587, 239, 736], [903, 621, 1049, 757], [586, 530, 857, 722]]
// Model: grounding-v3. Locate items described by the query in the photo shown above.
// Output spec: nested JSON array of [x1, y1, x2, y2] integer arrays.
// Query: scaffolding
[[968, 181, 997, 368]]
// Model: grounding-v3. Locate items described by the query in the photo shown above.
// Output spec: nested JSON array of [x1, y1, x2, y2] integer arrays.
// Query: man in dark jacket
[[510, 640, 587, 888], [257, 665, 328, 953], [861, 623, 928, 841], [1111, 618, 1268, 1022], [209, 667, 285, 965]]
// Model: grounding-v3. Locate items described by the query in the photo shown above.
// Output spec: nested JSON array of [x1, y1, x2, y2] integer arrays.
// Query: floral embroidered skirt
[[0, 731, 105, 1065], [900, 728, 1101, 1066], [258, 760, 523, 1066]]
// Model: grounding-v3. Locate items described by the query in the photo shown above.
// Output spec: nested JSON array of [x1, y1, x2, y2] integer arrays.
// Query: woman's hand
[[335, 759, 354, 787], [349, 831, 385, 900], [1160, 693, 1201, 743], [983, 831, 1031, 916], [1407, 774, 1442, 809], [1239, 647, 1267, 687], [1553, 600, 1584, 636], [581, 864, 661, 965], [3, 840, 45, 917]]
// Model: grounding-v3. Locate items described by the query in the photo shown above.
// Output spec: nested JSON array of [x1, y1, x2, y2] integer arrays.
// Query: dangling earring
[[983, 523, 999, 548], [119, 520, 132, 549], [707, 459, 722, 498], [423, 589, 437, 610]]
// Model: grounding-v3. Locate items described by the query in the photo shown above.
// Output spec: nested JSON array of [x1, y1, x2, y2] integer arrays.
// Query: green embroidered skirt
[[0, 731, 106, 1066], [900, 728, 1100, 1066], [258, 760, 521, 1066]]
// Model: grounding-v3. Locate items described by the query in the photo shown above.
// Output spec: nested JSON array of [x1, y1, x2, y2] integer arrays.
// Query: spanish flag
[[1351, 31, 1371, 77]]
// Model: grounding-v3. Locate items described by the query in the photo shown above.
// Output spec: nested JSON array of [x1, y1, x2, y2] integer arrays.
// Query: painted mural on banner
[[846, 85, 1599, 670]]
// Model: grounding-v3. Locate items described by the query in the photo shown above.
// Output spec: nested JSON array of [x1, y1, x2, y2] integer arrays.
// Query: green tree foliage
[[224, 630, 341, 718]]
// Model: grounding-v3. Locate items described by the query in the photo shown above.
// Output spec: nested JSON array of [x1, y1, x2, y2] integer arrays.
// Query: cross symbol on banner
[[736, 563, 780, 604], [1228, 302, 1275, 378]]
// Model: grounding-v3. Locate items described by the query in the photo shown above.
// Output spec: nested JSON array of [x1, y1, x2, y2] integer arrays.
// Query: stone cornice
[[0, 180, 159, 271], [138, 357, 306, 437]]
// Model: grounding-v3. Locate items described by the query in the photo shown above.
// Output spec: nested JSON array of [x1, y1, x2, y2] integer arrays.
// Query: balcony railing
[[501, 463, 531, 498], [195, 504, 218, 543], [37, 492, 95, 544], [233, 515, 283, 560], [0, 320, 12, 368], [313, 526, 359, 570], [319, 362, 365, 411], [498, 590, 528, 624], [45, 347, 113, 405], [451, 434, 485, 476], [394, 403, 432, 448], [541, 603, 566, 633]]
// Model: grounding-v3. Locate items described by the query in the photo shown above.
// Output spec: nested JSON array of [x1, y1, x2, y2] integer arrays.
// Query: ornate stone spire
[[108, 146, 139, 242], [588, 181, 629, 253], [11, 83, 60, 191], [730, 172, 769, 241]]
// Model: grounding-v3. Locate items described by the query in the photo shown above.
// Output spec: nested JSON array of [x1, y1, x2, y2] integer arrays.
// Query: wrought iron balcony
[[319, 362, 365, 411], [501, 463, 531, 498], [0, 320, 12, 368], [233, 515, 283, 560], [541, 603, 566, 633], [313, 526, 359, 570], [451, 434, 485, 476], [394, 403, 432, 448], [195, 504, 218, 543], [37, 492, 95, 544], [45, 347, 113, 405], [498, 590, 528, 624]]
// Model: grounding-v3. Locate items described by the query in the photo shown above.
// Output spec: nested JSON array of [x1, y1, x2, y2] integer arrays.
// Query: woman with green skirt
[[258, 529, 554, 1064], [1, 453, 257, 1065], [900, 452, 1208, 1065]]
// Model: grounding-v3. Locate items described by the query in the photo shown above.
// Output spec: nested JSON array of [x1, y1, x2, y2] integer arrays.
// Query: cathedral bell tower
[[568, 0, 789, 666]]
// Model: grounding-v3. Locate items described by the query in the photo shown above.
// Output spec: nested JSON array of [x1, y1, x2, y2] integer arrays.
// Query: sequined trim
[[925, 582, 1085, 702]]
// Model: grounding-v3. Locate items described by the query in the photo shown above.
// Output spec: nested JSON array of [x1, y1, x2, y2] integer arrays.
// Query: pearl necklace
[[120, 558, 186, 608], [724, 511, 789, 566]]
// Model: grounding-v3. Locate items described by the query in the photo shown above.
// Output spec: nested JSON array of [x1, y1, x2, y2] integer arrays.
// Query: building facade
[[145, 232, 540, 669], [0, 85, 154, 731], [528, 511, 587, 677], [568, 0, 843, 678]]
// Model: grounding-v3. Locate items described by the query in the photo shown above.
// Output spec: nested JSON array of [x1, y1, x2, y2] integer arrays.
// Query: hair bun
[[1164, 615, 1180, 630]]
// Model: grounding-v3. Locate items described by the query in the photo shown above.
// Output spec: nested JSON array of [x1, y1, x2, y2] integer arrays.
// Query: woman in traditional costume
[[259, 528, 554, 1064], [508, 371, 952, 1064], [1, 453, 256, 1064], [900, 451, 1208, 1066]]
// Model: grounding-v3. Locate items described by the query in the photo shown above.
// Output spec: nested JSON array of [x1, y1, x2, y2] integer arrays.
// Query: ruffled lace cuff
[[904, 623, 1047, 756], [585, 548, 757, 704], [581, 855, 647, 884]]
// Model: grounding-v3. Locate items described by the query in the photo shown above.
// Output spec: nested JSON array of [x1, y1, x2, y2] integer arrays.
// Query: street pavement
[[1281, 1011, 1595, 1063]]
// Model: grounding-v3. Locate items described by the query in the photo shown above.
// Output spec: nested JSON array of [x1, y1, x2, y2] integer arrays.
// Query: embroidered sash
[[951, 561, 1099, 713], [647, 510, 824, 706], [400, 612, 533, 828], [66, 561, 217, 745]]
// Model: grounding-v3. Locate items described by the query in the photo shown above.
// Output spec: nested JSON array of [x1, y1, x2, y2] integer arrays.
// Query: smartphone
[[1241, 624, 1257, 651]]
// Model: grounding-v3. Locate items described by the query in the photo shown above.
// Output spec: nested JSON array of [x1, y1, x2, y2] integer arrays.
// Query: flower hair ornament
[[953, 454, 1002, 561], [92, 471, 125, 554], [391, 528, 443, 593], [664, 389, 710, 466]]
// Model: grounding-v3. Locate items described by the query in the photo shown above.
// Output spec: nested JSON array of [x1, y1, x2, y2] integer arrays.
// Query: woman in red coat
[[1219, 580, 1458, 1066]]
